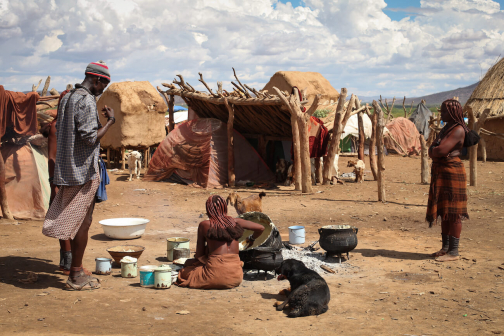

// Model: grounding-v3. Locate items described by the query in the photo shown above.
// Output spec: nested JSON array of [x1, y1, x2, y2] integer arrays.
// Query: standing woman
[[427, 99, 469, 262]]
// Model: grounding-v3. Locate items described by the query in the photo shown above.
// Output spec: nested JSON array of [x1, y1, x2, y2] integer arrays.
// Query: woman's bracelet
[[247, 234, 256, 242]]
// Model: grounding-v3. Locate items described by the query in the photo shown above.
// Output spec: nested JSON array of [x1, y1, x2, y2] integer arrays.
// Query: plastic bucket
[[166, 237, 190, 261], [289, 226, 305, 244], [139, 265, 157, 287]]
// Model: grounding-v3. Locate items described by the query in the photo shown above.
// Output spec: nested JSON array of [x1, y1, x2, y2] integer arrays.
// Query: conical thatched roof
[[464, 58, 504, 118]]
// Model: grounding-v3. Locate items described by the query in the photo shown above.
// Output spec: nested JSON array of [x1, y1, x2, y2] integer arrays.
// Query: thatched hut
[[464, 58, 504, 160], [262, 71, 340, 105], [97, 81, 167, 168]]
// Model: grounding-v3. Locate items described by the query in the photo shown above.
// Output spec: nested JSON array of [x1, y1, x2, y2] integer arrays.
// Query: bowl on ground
[[99, 218, 149, 239], [107, 245, 145, 264]]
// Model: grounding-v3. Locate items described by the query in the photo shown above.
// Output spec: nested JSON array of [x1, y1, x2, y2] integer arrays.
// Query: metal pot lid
[[155, 264, 172, 272]]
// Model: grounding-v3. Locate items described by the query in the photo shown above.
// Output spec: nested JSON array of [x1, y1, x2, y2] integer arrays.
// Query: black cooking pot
[[318, 225, 358, 255], [239, 247, 283, 272]]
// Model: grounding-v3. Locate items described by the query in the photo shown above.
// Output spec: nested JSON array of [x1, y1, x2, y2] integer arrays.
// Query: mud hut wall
[[479, 118, 504, 161], [262, 71, 340, 104], [97, 81, 167, 149], [187, 98, 292, 137]]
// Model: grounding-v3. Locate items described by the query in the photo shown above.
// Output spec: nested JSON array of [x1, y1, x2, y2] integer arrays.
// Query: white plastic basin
[[99, 218, 150, 239]]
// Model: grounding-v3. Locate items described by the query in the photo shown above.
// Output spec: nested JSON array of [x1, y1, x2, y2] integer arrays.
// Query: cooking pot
[[318, 225, 358, 260], [239, 247, 283, 272]]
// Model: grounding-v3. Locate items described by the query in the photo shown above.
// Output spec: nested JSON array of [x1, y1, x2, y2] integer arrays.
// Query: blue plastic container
[[139, 265, 157, 287]]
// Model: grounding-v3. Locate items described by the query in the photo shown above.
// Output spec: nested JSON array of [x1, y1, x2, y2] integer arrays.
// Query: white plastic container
[[99, 218, 149, 239], [288, 226, 305, 244]]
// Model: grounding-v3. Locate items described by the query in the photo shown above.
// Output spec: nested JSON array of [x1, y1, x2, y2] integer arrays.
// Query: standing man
[[43, 61, 116, 290]]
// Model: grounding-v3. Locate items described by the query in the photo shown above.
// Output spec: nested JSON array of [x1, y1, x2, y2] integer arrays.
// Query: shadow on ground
[[0, 256, 65, 289], [354, 248, 431, 260]]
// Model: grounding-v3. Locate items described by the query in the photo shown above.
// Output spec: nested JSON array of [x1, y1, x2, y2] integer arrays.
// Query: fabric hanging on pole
[[0, 85, 39, 138]]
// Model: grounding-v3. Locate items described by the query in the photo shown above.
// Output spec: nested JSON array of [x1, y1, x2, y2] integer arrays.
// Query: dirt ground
[[1, 155, 504, 336]]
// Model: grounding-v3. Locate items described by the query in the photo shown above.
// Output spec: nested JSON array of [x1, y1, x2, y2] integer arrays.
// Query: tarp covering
[[0, 85, 39, 138], [409, 102, 432, 140], [1, 143, 49, 220], [342, 113, 373, 139], [146, 118, 274, 188], [383, 117, 421, 156]]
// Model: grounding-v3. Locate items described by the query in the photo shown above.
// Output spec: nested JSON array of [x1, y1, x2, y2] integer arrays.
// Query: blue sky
[[2, 0, 504, 97], [279, 0, 504, 20]]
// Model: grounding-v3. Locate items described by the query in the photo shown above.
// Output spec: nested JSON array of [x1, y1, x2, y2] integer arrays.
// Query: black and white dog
[[275, 259, 330, 317]]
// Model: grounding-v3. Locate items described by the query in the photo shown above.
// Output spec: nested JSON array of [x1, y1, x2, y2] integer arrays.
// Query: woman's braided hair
[[205, 195, 244, 242], [439, 99, 470, 140]]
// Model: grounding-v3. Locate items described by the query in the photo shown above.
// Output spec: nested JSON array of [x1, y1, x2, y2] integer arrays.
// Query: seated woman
[[176, 195, 265, 289]]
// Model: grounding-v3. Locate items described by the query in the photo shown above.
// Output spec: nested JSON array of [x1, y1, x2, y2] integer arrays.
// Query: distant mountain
[[358, 82, 479, 106], [404, 82, 479, 106]]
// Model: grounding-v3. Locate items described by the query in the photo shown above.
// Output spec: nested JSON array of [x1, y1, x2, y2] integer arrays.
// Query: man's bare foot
[[435, 254, 459, 262]]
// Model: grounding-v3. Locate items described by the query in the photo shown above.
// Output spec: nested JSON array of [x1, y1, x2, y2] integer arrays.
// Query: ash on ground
[[281, 247, 348, 275]]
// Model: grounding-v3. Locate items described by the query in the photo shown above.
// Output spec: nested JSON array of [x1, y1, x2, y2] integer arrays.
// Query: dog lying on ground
[[347, 159, 365, 183], [274, 259, 330, 317], [127, 150, 142, 181], [226, 191, 266, 215]]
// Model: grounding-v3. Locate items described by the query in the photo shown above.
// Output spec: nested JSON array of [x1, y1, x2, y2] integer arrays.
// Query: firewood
[[49, 88, 59, 96], [32, 79, 42, 92], [41, 76, 51, 96], [198, 72, 219, 97], [173, 74, 193, 92], [232, 67, 251, 98], [320, 265, 335, 273]]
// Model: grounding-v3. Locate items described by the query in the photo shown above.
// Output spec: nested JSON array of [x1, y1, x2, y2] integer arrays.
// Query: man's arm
[[74, 97, 99, 147], [97, 105, 115, 140]]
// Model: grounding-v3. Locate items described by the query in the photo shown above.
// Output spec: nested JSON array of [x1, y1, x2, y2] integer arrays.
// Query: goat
[[226, 191, 266, 215], [127, 150, 142, 181], [347, 159, 365, 183], [275, 158, 289, 183], [286, 156, 340, 186]]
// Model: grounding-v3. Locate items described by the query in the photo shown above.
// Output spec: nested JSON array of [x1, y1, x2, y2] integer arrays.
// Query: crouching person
[[176, 195, 264, 289]]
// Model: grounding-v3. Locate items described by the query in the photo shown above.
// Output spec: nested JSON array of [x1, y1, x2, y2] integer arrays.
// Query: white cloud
[[0, 0, 503, 98]]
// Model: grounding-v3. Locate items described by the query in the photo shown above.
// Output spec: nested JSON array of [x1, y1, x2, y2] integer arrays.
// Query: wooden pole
[[373, 101, 386, 202], [366, 106, 378, 181], [469, 108, 490, 186], [224, 98, 235, 187], [144, 148, 149, 169], [315, 157, 323, 184], [357, 107, 365, 161], [420, 135, 429, 184], [0, 151, 14, 220], [273, 87, 301, 191], [322, 88, 348, 184], [294, 89, 319, 193], [168, 95, 175, 132], [121, 147, 126, 171], [291, 113, 302, 191], [479, 137, 486, 163], [106, 147, 111, 169]]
